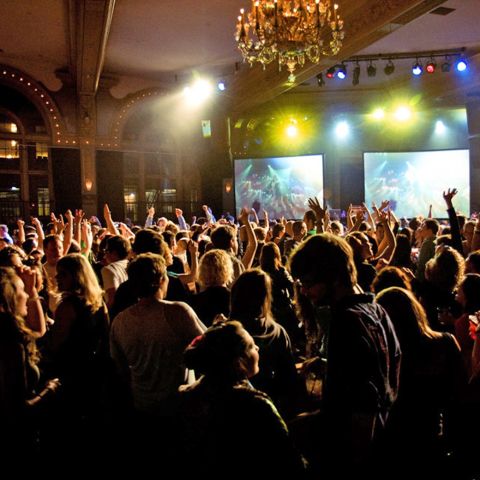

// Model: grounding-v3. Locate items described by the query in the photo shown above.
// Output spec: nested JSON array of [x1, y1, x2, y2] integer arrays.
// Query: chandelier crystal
[[235, 0, 345, 83]]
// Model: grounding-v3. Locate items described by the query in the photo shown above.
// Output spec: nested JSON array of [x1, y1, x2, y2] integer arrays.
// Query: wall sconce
[[85, 179, 93, 192], [224, 180, 232, 194]]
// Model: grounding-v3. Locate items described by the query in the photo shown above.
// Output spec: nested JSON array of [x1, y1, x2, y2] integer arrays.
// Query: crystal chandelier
[[235, 0, 345, 83]]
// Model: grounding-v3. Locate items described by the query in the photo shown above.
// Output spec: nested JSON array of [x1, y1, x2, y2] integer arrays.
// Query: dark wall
[[96, 150, 124, 221], [51, 148, 82, 213]]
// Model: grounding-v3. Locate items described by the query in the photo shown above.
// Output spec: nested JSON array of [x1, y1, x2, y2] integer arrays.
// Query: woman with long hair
[[178, 320, 306, 477], [230, 269, 302, 417], [44, 253, 110, 456], [259, 242, 303, 351], [189, 249, 232, 327], [376, 287, 466, 473], [0, 267, 58, 455]]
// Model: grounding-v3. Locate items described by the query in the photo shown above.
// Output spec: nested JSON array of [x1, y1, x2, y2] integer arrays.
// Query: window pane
[[0, 139, 20, 170], [37, 187, 50, 216], [0, 122, 18, 133], [124, 184, 138, 221], [28, 143, 49, 170]]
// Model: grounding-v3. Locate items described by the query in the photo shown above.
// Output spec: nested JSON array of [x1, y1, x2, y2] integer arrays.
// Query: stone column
[[78, 94, 97, 216]]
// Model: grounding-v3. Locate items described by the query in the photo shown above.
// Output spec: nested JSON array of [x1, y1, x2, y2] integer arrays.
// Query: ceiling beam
[[73, 0, 116, 95], [227, 0, 448, 115]]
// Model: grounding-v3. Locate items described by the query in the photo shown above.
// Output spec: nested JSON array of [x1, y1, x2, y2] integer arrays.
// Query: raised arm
[[176, 208, 188, 231], [145, 206, 155, 228], [362, 203, 376, 233], [307, 197, 326, 233], [63, 209, 73, 255], [19, 267, 46, 337], [73, 209, 84, 245], [346, 204, 354, 231], [263, 209, 270, 233], [375, 210, 397, 265], [239, 208, 258, 270], [177, 240, 199, 287], [103, 203, 119, 236], [16, 219, 25, 246], [81, 220, 93, 256], [118, 222, 135, 242], [31, 217, 45, 251], [443, 188, 463, 255], [250, 208, 260, 226], [202, 205, 215, 227]]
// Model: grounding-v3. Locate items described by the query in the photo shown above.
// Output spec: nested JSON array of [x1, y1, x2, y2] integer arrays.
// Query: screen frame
[[233, 153, 325, 221], [363, 147, 470, 219]]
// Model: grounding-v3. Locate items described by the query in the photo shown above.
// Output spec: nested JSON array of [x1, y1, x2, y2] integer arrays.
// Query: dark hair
[[259, 242, 281, 274], [289, 233, 357, 289], [424, 219, 440, 235], [43, 234, 62, 250], [372, 266, 412, 294], [271, 223, 285, 239], [106, 235, 130, 259], [459, 273, 480, 313], [230, 269, 273, 326], [376, 287, 440, 348], [303, 210, 316, 226], [467, 250, 480, 274], [22, 238, 37, 255], [161, 230, 175, 248], [127, 253, 167, 298], [211, 225, 235, 251], [0, 245, 25, 267], [391, 234, 413, 268], [132, 229, 167, 255], [184, 321, 249, 380]]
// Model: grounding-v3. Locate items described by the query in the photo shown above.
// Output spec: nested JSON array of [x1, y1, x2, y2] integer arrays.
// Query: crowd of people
[[1, 191, 480, 477]]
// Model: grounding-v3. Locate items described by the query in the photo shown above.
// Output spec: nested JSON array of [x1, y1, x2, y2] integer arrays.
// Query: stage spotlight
[[183, 78, 213, 105], [286, 124, 298, 138], [441, 57, 452, 72], [217, 81, 226, 91], [426, 59, 436, 74], [336, 64, 347, 80], [372, 108, 385, 120], [335, 121, 349, 138], [316, 73, 325, 87], [394, 106, 412, 122], [384, 59, 395, 75], [326, 66, 336, 79], [367, 61, 377, 77], [412, 60, 423, 76], [352, 64, 360, 86], [456, 57, 468, 72], [435, 120, 446, 134]]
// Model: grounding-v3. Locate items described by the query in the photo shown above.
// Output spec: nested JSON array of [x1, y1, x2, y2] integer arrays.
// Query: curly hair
[[198, 249, 233, 288]]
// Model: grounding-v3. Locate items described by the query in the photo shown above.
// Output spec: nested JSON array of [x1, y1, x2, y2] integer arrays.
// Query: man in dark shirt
[[289, 233, 401, 474]]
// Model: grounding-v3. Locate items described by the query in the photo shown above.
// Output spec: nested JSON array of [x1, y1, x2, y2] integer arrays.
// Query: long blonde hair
[[57, 254, 104, 312], [0, 267, 39, 364]]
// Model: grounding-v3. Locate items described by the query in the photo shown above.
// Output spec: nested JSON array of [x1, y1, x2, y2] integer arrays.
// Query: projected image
[[235, 155, 324, 219], [364, 150, 470, 219]]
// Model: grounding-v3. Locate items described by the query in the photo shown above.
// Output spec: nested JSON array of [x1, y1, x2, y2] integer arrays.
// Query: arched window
[[0, 91, 52, 223]]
